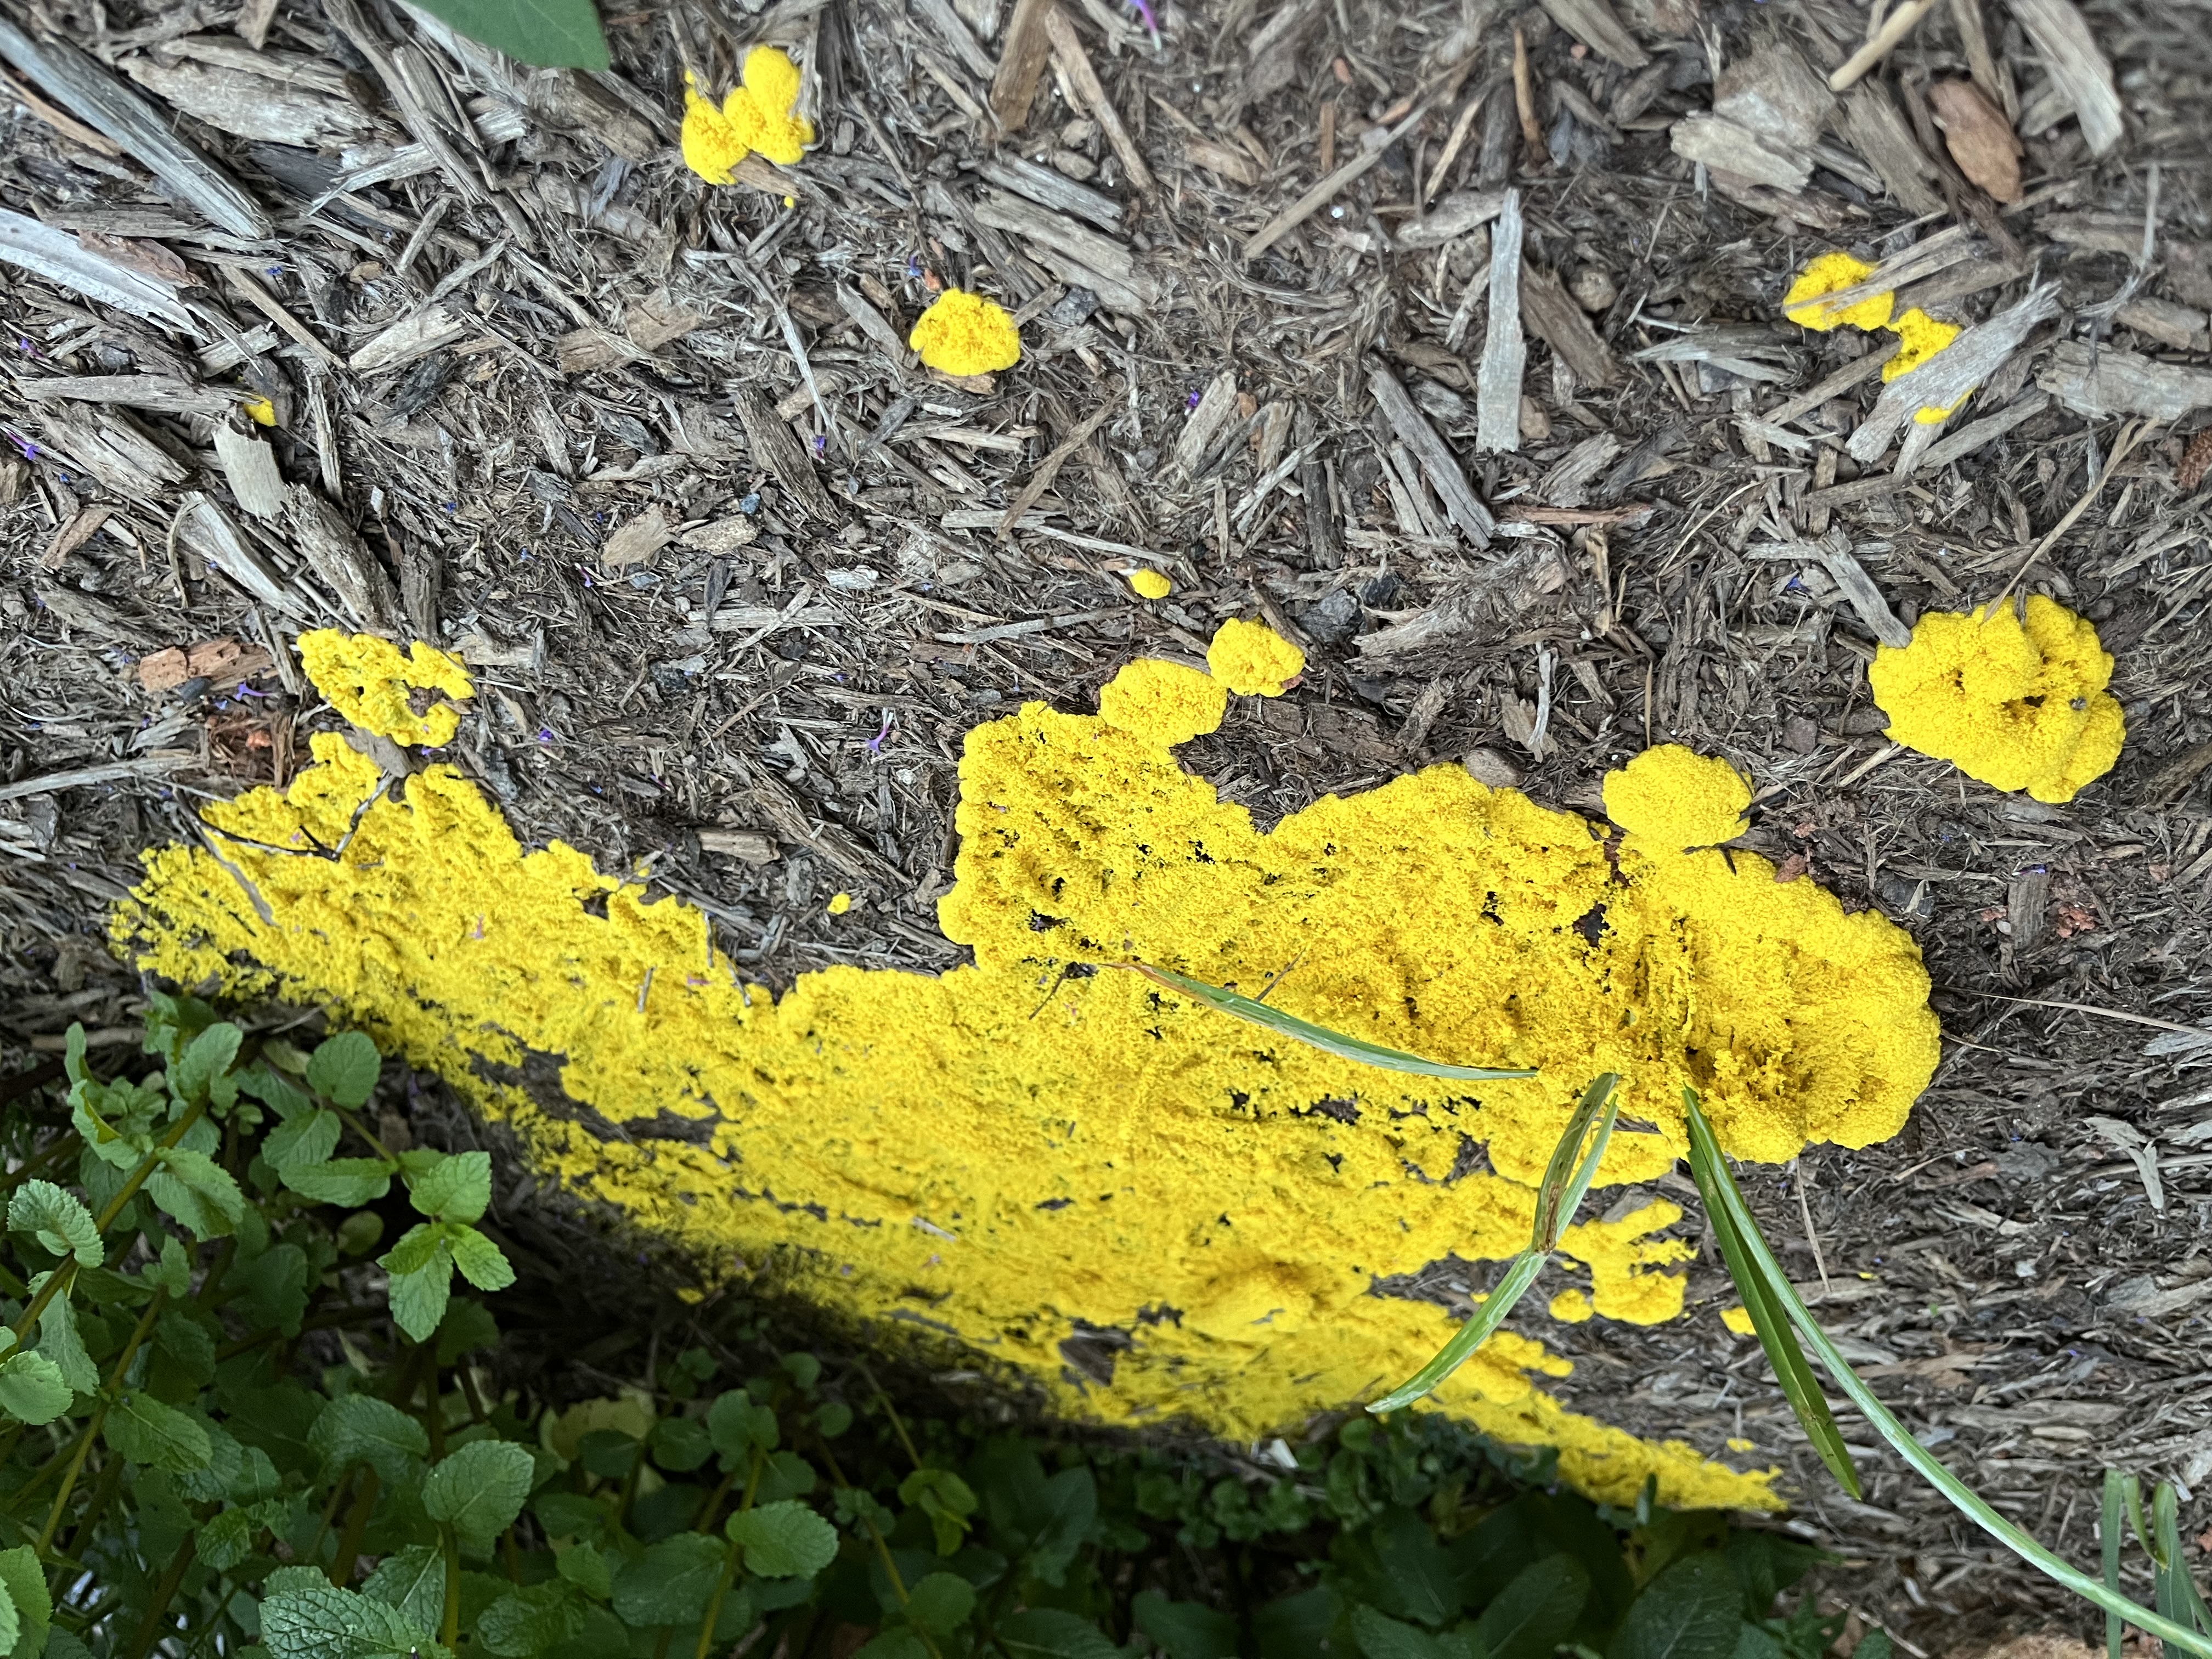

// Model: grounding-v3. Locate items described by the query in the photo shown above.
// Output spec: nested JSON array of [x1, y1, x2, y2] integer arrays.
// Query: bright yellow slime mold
[[1098, 659, 1227, 747], [116, 639, 1942, 1511], [682, 48, 813, 182], [909, 290, 1022, 376], [1870, 596, 2125, 804], [297, 630, 473, 747], [1782, 252, 1894, 332]]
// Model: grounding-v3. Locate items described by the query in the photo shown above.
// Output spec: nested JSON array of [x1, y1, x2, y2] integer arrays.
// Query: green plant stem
[[1692, 1106, 2212, 1657], [440, 1523, 461, 1650], [329, 1465, 380, 1588], [13, 1099, 210, 1346], [2103, 1471, 2126, 1659], [53, 1438, 126, 1577], [120, 1529, 196, 1659], [816, 1441, 944, 1659], [858, 1361, 924, 1471], [37, 1287, 169, 1557]]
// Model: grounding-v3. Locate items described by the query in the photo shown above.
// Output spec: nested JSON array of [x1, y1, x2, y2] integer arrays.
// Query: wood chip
[[1519, 260, 1617, 389], [225, 267, 347, 374], [350, 303, 471, 375], [1536, 0, 1647, 67], [1172, 371, 1240, 475], [1669, 113, 1810, 193], [990, 0, 1057, 129], [1242, 103, 1424, 262], [0, 208, 190, 330], [1927, 77, 2022, 201], [1837, 84, 1945, 216], [625, 290, 709, 351], [1849, 284, 2057, 464], [999, 390, 1120, 534], [2039, 341, 2212, 421], [13, 374, 230, 417], [732, 389, 837, 522], [1829, 0, 1940, 92], [176, 492, 314, 620], [602, 506, 673, 570], [974, 155, 1122, 230], [214, 423, 287, 522], [2116, 298, 2210, 353], [911, 0, 999, 83], [1184, 138, 1259, 187], [285, 486, 402, 631], [40, 504, 112, 572], [1716, 41, 1833, 150], [699, 828, 780, 865], [1042, 6, 1153, 191], [2006, 0, 2122, 156], [1396, 188, 1508, 250], [117, 54, 377, 148], [1476, 189, 1526, 455], [1368, 364, 1493, 545]]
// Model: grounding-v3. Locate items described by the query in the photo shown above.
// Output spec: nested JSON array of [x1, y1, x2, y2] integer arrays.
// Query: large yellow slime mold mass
[[115, 634, 1943, 1513]]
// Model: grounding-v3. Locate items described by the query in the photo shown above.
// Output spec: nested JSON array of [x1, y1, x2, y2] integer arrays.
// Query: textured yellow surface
[[1603, 747, 1750, 853], [297, 630, 473, 747], [1781, 252, 1894, 332], [1097, 659, 1227, 747], [1206, 617, 1306, 696], [827, 892, 853, 916], [681, 49, 813, 183], [909, 290, 1022, 376], [1870, 597, 2125, 803], [1128, 568, 1173, 600], [117, 653, 1943, 1512]]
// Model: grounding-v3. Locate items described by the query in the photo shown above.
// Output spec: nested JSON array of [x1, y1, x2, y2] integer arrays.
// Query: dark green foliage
[[0, 1010, 1855, 1658]]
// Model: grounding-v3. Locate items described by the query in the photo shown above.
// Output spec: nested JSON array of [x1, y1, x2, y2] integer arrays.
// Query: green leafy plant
[[406, 0, 610, 70], [1, 1000, 1865, 1657], [1139, 964, 2212, 1656]]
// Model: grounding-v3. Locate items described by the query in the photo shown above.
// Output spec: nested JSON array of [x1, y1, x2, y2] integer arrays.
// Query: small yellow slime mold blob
[[114, 641, 1947, 1513], [1869, 596, 2125, 804], [1782, 252, 1894, 332], [682, 48, 813, 182], [1602, 745, 1751, 854], [1206, 617, 1305, 696], [1097, 659, 1227, 747], [1128, 568, 1173, 600], [827, 892, 853, 916], [297, 630, 473, 747], [909, 290, 1022, 376]]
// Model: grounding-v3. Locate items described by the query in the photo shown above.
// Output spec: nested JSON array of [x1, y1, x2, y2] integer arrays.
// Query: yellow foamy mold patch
[[1870, 595, 2125, 804], [116, 670, 1938, 1510], [298, 630, 473, 747], [909, 290, 1022, 376], [1782, 252, 1894, 333], [682, 47, 813, 182]]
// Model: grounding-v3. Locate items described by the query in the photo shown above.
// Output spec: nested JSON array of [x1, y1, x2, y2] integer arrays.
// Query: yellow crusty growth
[[1869, 596, 2125, 804], [297, 630, 473, 747], [1128, 568, 1173, 600], [681, 49, 813, 182], [909, 290, 1022, 376], [1883, 308, 1960, 381], [1097, 659, 1227, 747], [114, 650, 1945, 1513], [1782, 252, 1894, 332], [1604, 746, 1751, 853], [1206, 617, 1305, 697]]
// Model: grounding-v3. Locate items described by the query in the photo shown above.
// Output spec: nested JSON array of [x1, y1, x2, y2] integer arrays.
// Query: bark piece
[[990, 0, 1057, 129], [214, 423, 287, 521], [1536, 0, 1647, 67], [974, 155, 1121, 230], [1520, 261, 1618, 389], [1042, 5, 1153, 190], [1367, 365, 1493, 546], [2039, 341, 2212, 421], [732, 390, 837, 522], [0, 208, 190, 329], [14, 374, 229, 417], [911, 0, 998, 82], [1837, 84, 1944, 216], [285, 488, 403, 631], [2006, 0, 2121, 156], [1173, 371, 1240, 476], [1927, 78, 2021, 201], [176, 492, 314, 620], [1669, 112, 1809, 192], [117, 55, 377, 146], [1476, 190, 1526, 455], [1396, 188, 1508, 250], [2115, 298, 2210, 353], [1714, 41, 1832, 151], [602, 506, 673, 570], [1848, 284, 2057, 464], [350, 304, 470, 375], [34, 405, 188, 499]]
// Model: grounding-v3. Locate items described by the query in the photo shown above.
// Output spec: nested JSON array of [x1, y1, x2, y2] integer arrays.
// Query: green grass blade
[[1124, 964, 1538, 1082], [2104, 1471, 2126, 1659], [2153, 1483, 2212, 1634], [1534, 1074, 1621, 1250], [1368, 1249, 1545, 1415], [1689, 1098, 2212, 1658], [1682, 1090, 1860, 1500]]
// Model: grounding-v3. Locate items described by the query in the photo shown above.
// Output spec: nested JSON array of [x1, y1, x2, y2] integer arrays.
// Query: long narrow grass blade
[[1124, 964, 1537, 1082], [1683, 1090, 1860, 1499], [1689, 1098, 2212, 1657], [1534, 1073, 1621, 1250], [1368, 1250, 1544, 1415], [2153, 1483, 2212, 1634], [2104, 1471, 2126, 1659]]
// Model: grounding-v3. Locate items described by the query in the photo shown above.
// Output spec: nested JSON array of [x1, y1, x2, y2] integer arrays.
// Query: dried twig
[[1476, 190, 1526, 454], [1829, 0, 1941, 92]]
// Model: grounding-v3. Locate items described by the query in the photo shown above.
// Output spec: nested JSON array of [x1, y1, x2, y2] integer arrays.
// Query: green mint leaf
[[650, 1415, 714, 1475], [144, 1235, 191, 1296], [309, 1395, 430, 1486], [727, 1499, 839, 1579], [199, 1506, 259, 1572], [404, 0, 609, 69], [707, 1390, 778, 1463], [447, 1226, 514, 1293], [282, 1157, 398, 1207], [554, 1541, 612, 1600], [33, 1279, 98, 1396], [388, 1260, 453, 1342], [1605, 1551, 1741, 1659], [476, 1582, 589, 1657], [171, 1021, 242, 1110], [996, 1608, 1124, 1658], [237, 1062, 314, 1120], [380, 1222, 444, 1277], [104, 1392, 213, 1471], [0, 1352, 72, 1426], [904, 1572, 977, 1637], [306, 1031, 382, 1108], [407, 1150, 492, 1224], [610, 1533, 726, 1629], [0, 1542, 50, 1657], [263, 1108, 341, 1172], [422, 1440, 535, 1552], [362, 1543, 446, 1635], [8, 1180, 101, 1265], [147, 1147, 246, 1240]]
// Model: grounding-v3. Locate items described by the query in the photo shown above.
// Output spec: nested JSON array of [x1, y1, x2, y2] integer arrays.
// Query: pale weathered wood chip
[[1476, 191, 1526, 455], [350, 304, 471, 375], [2039, 341, 2212, 421], [1519, 261, 1618, 389], [1536, 0, 1647, 67], [1172, 371, 1241, 476], [213, 424, 287, 522], [285, 487, 403, 631], [1368, 365, 1494, 546], [14, 374, 230, 417], [2006, 0, 2122, 156], [0, 208, 191, 330]]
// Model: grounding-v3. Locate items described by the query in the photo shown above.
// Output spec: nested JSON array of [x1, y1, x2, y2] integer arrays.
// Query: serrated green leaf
[[1606, 1552, 1741, 1659], [263, 1108, 341, 1172], [727, 1499, 838, 1578], [238, 1061, 314, 1119], [1127, 962, 1538, 1082], [409, 1151, 492, 1224], [0, 1543, 46, 1658], [306, 1031, 382, 1108], [144, 1235, 191, 1296], [650, 1415, 714, 1474], [389, 1257, 454, 1342], [905, 1572, 978, 1637], [280, 1156, 397, 1207], [1132, 1589, 1237, 1658], [476, 1582, 589, 1657], [363, 1543, 447, 1636], [232, 1242, 312, 1336], [9, 1179, 101, 1265], [611, 1532, 727, 1628], [708, 1390, 780, 1463], [448, 1225, 515, 1291], [148, 1146, 246, 1240], [262, 1579, 442, 1659], [33, 1278, 98, 1396], [105, 1392, 213, 1470], [996, 1607, 1124, 1659], [0, 1352, 72, 1426], [199, 1505, 260, 1572], [405, 0, 609, 69], [310, 1393, 430, 1486], [424, 1439, 535, 1551], [380, 1221, 444, 1276], [171, 1020, 242, 1110], [554, 1541, 612, 1601]]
